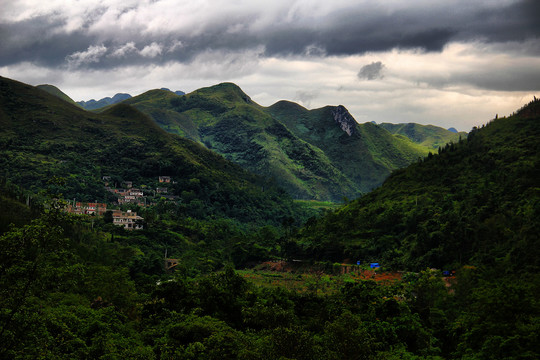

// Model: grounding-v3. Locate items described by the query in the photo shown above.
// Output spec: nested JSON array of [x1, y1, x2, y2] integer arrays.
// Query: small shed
[[164, 258, 179, 271]]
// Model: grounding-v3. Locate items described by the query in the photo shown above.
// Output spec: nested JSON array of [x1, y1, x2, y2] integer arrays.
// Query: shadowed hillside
[[0, 76, 303, 225], [36, 84, 81, 107]]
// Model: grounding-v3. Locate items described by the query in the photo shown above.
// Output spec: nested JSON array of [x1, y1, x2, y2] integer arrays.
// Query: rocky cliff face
[[332, 105, 357, 136]]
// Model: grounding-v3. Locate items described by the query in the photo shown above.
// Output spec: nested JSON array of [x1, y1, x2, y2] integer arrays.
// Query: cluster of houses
[[66, 201, 144, 230], [66, 202, 107, 216], [103, 176, 177, 206], [109, 187, 146, 206], [64, 176, 175, 230]]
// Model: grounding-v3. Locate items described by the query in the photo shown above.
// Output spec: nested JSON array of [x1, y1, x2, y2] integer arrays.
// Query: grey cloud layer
[[2, 0, 539, 68]]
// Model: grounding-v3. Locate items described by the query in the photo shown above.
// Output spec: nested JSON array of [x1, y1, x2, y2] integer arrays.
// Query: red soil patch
[[352, 269, 403, 284], [258, 260, 296, 272], [256, 261, 402, 284], [442, 276, 457, 293]]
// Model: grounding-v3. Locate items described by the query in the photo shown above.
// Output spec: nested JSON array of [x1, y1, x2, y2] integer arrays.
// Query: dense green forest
[[0, 75, 539, 359], [293, 99, 540, 271], [1, 180, 538, 359]]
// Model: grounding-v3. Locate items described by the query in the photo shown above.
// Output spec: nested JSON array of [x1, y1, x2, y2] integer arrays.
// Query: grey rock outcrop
[[332, 105, 357, 136]]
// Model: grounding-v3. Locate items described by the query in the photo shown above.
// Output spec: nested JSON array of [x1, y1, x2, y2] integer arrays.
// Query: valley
[[0, 75, 538, 359]]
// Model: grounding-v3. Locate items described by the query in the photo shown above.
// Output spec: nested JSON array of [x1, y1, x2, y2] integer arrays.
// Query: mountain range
[[34, 80, 464, 201], [77, 93, 133, 110], [378, 122, 466, 150], [121, 83, 465, 200]]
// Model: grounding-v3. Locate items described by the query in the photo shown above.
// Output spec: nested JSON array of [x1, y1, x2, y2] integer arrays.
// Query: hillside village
[[65, 176, 176, 230]]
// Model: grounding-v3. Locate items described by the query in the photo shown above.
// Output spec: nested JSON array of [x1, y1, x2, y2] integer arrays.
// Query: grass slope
[[36, 84, 81, 107]]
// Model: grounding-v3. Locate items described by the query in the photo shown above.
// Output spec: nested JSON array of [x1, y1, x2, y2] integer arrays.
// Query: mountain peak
[[160, 88, 185, 96], [331, 105, 357, 136], [200, 82, 252, 104], [111, 93, 132, 102]]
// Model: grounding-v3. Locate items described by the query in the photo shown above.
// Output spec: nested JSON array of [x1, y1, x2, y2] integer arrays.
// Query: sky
[[1, 0, 539, 131]]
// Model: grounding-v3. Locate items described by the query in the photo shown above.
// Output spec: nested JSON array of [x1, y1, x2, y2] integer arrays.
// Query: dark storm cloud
[[1, 0, 539, 72], [261, 9, 457, 57], [0, 14, 262, 69], [261, 0, 540, 56], [460, 0, 540, 43], [0, 16, 99, 67]]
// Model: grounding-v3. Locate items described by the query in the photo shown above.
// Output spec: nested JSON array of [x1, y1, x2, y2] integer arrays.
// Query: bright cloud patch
[[110, 42, 137, 58], [66, 44, 107, 68], [140, 42, 163, 58]]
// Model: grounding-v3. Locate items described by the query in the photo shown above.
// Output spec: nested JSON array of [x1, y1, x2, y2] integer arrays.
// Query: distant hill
[[36, 84, 80, 107], [49, 81, 468, 201], [76, 88, 185, 110], [77, 93, 132, 110], [124, 83, 444, 201], [378, 122, 466, 150], [0, 76, 302, 225], [294, 98, 540, 271]]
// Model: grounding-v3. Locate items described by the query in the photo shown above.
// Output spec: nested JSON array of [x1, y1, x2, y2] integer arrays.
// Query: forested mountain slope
[[289, 98, 540, 357], [0, 76, 301, 225], [294, 99, 540, 272], [267, 101, 430, 193], [124, 83, 440, 200], [1, 81, 538, 358], [124, 83, 361, 200]]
